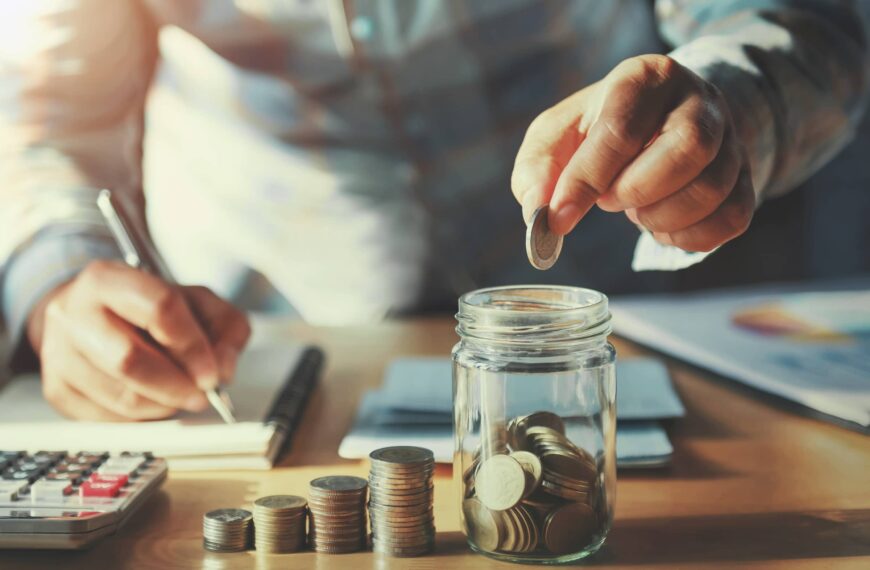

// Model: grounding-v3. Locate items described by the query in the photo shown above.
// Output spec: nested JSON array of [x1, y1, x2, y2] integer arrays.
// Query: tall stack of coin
[[462, 411, 604, 556], [203, 508, 253, 552], [368, 446, 436, 557], [307, 476, 368, 553], [252, 495, 308, 553]]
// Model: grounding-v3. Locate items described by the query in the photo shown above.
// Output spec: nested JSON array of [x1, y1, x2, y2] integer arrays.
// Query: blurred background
[[0, 1, 867, 326]]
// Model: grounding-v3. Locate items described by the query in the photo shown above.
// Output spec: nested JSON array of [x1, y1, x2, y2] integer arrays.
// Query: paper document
[[339, 357, 681, 467], [611, 280, 870, 429]]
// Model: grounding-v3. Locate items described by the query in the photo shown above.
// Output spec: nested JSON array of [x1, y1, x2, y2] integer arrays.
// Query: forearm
[[657, 0, 869, 199]]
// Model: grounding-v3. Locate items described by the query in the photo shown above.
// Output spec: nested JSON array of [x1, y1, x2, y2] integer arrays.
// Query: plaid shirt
[[0, 1, 867, 345]]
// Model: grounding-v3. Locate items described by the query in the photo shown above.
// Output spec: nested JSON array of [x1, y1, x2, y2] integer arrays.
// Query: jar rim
[[456, 285, 611, 344]]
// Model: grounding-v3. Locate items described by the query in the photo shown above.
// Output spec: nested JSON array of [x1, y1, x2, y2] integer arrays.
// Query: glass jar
[[453, 285, 616, 564]]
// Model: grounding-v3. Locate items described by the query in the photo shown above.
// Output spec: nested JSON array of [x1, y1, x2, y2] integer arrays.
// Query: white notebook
[[0, 343, 315, 470]]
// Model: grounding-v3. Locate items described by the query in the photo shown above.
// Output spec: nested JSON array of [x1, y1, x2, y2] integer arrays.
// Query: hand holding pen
[[24, 191, 250, 422]]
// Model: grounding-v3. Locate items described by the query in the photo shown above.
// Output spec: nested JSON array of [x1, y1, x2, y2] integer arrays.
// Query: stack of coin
[[203, 508, 253, 552], [307, 476, 368, 553], [368, 446, 436, 557], [462, 411, 604, 556], [252, 495, 308, 553]]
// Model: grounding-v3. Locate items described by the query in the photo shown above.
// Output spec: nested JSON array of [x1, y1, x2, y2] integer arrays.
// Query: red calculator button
[[79, 481, 120, 498], [89, 473, 128, 487]]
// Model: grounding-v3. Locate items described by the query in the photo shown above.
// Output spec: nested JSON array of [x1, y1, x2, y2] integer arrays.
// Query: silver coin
[[310, 475, 368, 493], [526, 205, 563, 270], [204, 508, 252, 523], [370, 446, 434, 466], [253, 495, 307, 511]]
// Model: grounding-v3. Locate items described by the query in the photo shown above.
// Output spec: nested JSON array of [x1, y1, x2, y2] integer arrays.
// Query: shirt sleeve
[[655, 0, 869, 199], [0, 1, 157, 368]]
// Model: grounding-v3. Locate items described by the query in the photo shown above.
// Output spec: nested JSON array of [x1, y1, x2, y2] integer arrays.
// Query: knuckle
[[674, 122, 719, 166], [153, 287, 184, 323], [115, 340, 144, 376], [634, 208, 666, 232], [600, 117, 645, 155], [722, 197, 753, 236], [686, 177, 728, 212], [616, 179, 648, 209]]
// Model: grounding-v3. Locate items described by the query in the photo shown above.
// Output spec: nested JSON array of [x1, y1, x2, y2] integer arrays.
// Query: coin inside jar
[[543, 502, 598, 554], [475, 455, 527, 511], [509, 450, 542, 496], [526, 205, 563, 270]]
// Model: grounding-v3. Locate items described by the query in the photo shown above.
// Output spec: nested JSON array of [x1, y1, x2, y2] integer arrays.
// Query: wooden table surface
[[3, 317, 869, 569]]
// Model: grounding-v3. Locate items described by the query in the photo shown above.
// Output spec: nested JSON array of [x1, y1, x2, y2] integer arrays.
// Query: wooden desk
[[3, 318, 869, 569]]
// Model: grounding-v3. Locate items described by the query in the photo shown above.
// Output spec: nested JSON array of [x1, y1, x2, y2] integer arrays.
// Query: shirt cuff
[[2, 231, 122, 372]]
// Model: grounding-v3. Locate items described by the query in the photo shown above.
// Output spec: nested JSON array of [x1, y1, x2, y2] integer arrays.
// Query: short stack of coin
[[462, 411, 604, 556], [203, 508, 253, 552], [368, 446, 436, 557], [252, 495, 308, 553], [307, 476, 368, 553]]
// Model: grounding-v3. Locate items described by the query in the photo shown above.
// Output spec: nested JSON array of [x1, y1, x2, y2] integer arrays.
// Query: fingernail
[[549, 203, 582, 236], [625, 208, 640, 225], [185, 394, 209, 412], [522, 192, 543, 225], [196, 370, 220, 391]]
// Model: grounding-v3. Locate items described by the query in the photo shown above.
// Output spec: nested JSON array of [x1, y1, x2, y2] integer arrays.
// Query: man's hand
[[26, 260, 251, 421], [512, 54, 755, 252]]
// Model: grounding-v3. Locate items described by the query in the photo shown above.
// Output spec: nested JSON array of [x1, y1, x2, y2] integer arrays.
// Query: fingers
[[42, 379, 131, 422], [598, 85, 726, 212], [547, 56, 680, 235], [630, 137, 741, 233], [511, 90, 589, 223], [76, 261, 220, 389], [62, 344, 177, 421], [40, 329, 133, 422], [653, 168, 755, 252], [183, 286, 252, 382], [57, 302, 209, 411]]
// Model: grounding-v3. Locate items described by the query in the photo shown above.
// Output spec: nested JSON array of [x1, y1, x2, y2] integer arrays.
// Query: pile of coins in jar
[[202, 446, 435, 557], [462, 411, 606, 556]]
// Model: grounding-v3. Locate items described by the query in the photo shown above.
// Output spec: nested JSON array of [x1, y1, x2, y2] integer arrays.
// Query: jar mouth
[[457, 285, 611, 345]]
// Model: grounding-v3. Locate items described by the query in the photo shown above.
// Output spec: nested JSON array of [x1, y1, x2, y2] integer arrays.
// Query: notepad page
[[0, 343, 302, 461]]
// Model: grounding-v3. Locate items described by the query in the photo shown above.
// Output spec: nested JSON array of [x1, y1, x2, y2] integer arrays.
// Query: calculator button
[[0, 451, 25, 460], [3, 469, 40, 483], [44, 472, 82, 485], [79, 481, 121, 498], [89, 473, 128, 487], [74, 454, 105, 466], [97, 457, 144, 476], [30, 480, 72, 503], [33, 451, 66, 465]]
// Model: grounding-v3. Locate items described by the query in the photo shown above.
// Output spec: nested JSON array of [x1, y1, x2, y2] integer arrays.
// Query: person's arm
[[656, 0, 868, 199], [511, 0, 868, 252], [0, 0, 157, 366], [0, 1, 250, 420]]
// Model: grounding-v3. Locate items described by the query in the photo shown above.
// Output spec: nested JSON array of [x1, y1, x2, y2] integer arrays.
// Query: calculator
[[0, 450, 167, 549]]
